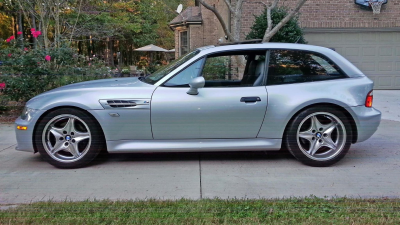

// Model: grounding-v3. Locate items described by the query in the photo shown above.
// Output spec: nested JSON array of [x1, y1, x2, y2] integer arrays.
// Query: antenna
[[176, 4, 183, 14]]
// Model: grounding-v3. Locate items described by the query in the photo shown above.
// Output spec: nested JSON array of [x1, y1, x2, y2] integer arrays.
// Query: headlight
[[20, 107, 38, 121]]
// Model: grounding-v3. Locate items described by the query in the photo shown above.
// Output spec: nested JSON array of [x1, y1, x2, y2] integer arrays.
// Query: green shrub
[[246, 6, 306, 44], [0, 43, 111, 102], [202, 57, 229, 80]]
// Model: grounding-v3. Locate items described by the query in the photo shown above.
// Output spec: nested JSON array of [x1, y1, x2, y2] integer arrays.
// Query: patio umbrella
[[134, 44, 168, 52], [134, 44, 169, 69]]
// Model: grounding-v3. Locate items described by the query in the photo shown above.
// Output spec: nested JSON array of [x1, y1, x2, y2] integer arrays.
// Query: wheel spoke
[[322, 136, 337, 150], [68, 144, 80, 158], [74, 130, 89, 139], [323, 122, 337, 136], [49, 127, 63, 139], [74, 135, 90, 143], [310, 115, 323, 131], [298, 131, 314, 142], [309, 140, 322, 156], [63, 118, 76, 134], [50, 141, 67, 154]]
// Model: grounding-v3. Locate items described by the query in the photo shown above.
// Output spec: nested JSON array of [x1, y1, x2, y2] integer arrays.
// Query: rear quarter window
[[267, 50, 347, 85]]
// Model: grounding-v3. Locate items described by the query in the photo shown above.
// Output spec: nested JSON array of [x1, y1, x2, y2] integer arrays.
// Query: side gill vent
[[107, 100, 137, 108]]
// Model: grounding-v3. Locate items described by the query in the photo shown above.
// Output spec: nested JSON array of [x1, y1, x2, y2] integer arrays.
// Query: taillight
[[365, 90, 373, 108]]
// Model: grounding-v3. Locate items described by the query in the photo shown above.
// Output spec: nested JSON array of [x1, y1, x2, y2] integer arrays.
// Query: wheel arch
[[32, 106, 107, 153], [282, 103, 358, 145]]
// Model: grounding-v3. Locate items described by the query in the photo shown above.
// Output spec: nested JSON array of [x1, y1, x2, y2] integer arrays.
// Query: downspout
[[228, 0, 232, 79], [228, 0, 231, 39]]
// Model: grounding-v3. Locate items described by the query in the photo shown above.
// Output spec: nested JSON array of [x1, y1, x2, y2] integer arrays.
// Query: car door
[[151, 50, 269, 139]]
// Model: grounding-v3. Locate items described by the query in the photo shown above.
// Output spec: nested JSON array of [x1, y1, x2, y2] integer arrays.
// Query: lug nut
[[319, 140, 323, 143], [59, 137, 64, 141], [71, 132, 74, 136], [72, 139, 76, 143], [63, 131, 67, 134], [312, 137, 315, 140], [312, 130, 316, 133], [319, 128, 323, 131], [323, 134, 328, 137], [64, 142, 69, 146]]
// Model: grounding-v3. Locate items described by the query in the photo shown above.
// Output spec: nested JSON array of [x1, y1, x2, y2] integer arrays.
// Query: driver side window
[[164, 58, 204, 87], [164, 51, 267, 87]]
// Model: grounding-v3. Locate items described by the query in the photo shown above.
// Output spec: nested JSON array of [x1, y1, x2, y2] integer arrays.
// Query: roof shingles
[[169, 6, 202, 26]]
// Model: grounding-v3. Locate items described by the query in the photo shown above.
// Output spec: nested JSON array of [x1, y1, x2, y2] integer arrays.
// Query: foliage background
[[0, 0, 193, 103]]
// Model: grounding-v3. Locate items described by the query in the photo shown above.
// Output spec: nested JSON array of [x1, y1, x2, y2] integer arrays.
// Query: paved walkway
[[373, 90, 400, 122], [0, 90, 399, 204]]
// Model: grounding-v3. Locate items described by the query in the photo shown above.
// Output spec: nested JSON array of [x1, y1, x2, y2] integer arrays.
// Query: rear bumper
[[350, 106, 381, 143]]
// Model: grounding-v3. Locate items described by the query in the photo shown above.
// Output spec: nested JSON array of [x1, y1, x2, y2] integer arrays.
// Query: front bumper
[[350, 106, 381, 143], [14, 110, 45, 153]]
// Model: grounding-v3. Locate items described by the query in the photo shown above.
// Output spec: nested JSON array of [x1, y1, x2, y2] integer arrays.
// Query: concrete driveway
[[1, 91, 399, 204]]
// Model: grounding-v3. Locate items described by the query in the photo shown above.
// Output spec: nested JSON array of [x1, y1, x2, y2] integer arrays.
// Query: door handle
[[240, 97, 261, 103]]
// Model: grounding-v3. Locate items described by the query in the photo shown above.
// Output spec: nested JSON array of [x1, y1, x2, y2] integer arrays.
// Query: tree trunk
[[31, 14, 37, 49], [18, 11, 24, 49], [109, 39, 114, 67], [78, 39, 82, 55], [87, 36, 91, 56]]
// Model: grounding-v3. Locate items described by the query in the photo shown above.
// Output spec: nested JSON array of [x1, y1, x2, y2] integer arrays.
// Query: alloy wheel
[[42, 114, 92, 163], [296, 112, 347, 161]]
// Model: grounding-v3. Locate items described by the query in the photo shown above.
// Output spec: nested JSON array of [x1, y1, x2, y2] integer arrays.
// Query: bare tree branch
[[223, 0, 235, 14], [198, 0, 234, 42], [70, 0, 83, 43], [235, 0, 245, 14], [15, 0, 32, 28], [265, 0, 279, 36], [263, 0, 307, 42]]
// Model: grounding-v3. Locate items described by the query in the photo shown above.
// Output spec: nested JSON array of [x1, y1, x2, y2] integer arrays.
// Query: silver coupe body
[[15, 43, 381, 168]]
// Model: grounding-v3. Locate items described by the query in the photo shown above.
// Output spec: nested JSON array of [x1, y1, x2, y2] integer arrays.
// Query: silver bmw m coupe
[[15, 42, 381, 168]]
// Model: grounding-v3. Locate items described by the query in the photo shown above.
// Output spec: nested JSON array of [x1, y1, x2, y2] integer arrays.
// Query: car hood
[[27, 77, 157, 110], [49, 77, 151, 92]]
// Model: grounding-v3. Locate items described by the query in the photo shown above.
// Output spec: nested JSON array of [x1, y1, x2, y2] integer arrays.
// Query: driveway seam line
[[0, 144, 17, 153], [199, 153, 203, 199]]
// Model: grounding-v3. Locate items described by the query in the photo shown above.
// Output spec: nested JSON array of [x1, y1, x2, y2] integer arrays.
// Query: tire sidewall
[[34, 108, 104, 169], [285, 106, 352, 167]]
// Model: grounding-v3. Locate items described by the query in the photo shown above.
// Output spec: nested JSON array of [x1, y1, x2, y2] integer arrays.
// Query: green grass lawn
[[1, 197, 399, 224]]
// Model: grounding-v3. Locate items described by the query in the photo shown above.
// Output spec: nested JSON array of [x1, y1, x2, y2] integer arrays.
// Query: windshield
[[142, 50, 200, 85]]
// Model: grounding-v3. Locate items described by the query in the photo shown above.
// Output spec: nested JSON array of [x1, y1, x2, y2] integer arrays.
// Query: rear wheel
[[285, 106, 352, 167], [34, 108, 105, 168]]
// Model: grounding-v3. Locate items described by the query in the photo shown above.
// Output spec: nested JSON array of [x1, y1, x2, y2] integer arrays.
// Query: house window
[[180, 31, 189, 56]]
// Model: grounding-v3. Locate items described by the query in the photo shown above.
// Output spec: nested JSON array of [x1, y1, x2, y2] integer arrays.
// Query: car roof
[[197, 43, 336, 56], [191, 42, 364, 79]]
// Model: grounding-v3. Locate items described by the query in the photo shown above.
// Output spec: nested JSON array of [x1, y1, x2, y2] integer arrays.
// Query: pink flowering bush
[[5, 36, 14, 43], [0, 44, 110, 101], [0, 27, 111, 101]]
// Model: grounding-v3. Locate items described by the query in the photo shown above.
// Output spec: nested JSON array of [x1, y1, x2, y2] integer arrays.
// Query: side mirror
[[187, 77, 205, 95]]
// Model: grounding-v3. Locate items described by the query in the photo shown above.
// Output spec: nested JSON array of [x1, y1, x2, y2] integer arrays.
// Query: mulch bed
[[0, 114, 19, 123], [0, 94, 24, 123]]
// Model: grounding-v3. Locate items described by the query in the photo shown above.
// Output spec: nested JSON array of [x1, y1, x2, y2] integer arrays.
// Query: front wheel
[[34, 108, 105, 168], [284, 106, 352, 167]]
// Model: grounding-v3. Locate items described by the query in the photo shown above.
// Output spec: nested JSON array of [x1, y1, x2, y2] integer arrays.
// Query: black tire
[[284, 106, 352, 167], [34, 108, 105, 169]]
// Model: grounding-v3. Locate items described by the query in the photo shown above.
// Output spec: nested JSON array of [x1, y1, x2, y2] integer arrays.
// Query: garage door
[[305, 31, 400, 89]]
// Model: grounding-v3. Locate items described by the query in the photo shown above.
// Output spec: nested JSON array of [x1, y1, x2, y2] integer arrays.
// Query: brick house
[[169, 0, 400, 89]]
